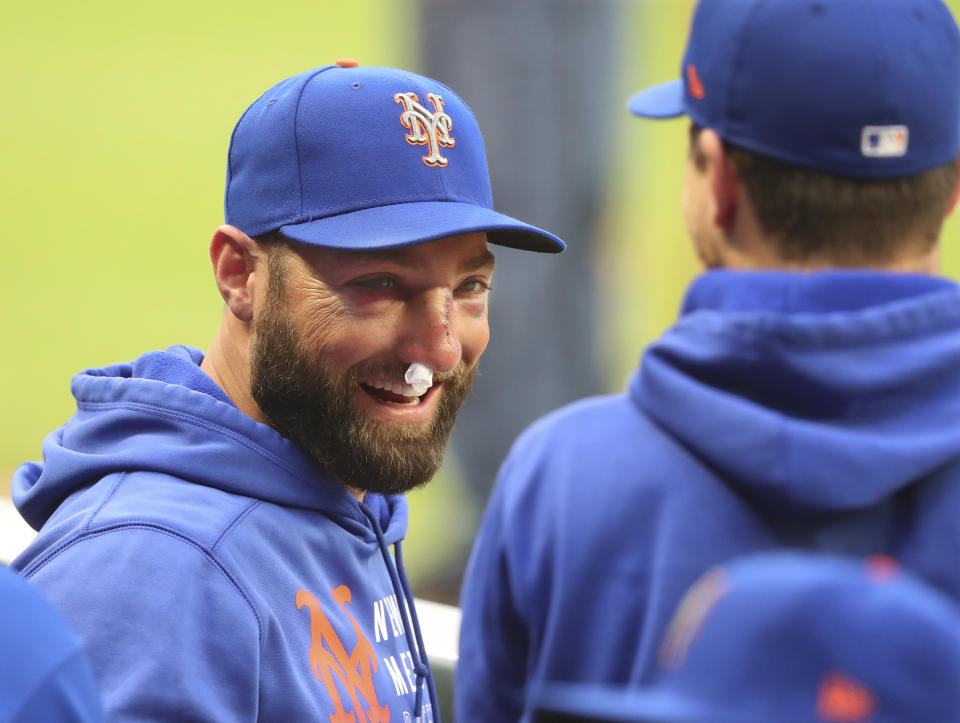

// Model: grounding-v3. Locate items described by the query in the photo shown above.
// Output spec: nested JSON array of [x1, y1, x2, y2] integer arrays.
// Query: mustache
[[346, 360, 470, 386]]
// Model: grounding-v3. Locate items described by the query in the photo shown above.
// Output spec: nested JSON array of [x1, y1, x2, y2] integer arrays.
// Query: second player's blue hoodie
[[12, 345, 439, 722], [456, 270, 960, 721]]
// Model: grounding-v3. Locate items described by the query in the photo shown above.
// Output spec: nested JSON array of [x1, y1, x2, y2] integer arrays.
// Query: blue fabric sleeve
[[12, 650, 105, 723], [456, 456, 531, 722], [23, 528, 261, 721], [0, 563, 105, 723]]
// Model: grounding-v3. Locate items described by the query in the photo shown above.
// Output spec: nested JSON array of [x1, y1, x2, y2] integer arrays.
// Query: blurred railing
[[0, 497, 35, 565]]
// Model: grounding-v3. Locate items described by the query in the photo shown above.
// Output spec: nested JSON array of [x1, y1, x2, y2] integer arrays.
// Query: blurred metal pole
[[419, 0, 617, 595]]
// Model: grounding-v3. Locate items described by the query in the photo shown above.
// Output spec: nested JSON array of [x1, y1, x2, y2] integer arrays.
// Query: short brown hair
[[689, 124, 958, 265]]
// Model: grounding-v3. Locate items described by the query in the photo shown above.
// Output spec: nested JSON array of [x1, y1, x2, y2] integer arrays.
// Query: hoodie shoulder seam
[[212, 499, 261, 551], [21, 524, 264, 649], [77, 400, 307, 481], [81, 471, 128, 532]]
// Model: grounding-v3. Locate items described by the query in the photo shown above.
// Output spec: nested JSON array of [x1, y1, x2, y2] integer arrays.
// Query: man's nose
[[396, 289, 462, 373]]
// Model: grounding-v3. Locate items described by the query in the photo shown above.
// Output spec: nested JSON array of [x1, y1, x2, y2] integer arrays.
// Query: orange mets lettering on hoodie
[[297, 585, 390, 723]]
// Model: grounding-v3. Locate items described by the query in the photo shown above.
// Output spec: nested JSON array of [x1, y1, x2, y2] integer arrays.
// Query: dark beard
[[250, 287, 474, 496]]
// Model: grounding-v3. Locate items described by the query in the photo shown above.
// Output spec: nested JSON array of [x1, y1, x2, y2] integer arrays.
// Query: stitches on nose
[[442, 291, 452, 336], [417, 289, 452, 331], [400, 289, 460, 373]]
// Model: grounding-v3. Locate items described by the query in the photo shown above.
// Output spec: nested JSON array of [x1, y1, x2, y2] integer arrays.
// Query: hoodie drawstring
[[359, 503, 439, 722], [394, 540, 441, 720]]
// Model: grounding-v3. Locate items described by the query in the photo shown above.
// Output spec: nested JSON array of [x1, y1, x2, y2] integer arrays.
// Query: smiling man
[[207, 230, 495, 498], [11, 63, 561, 722]]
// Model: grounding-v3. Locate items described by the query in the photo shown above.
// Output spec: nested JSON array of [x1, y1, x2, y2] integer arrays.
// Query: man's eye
[[459, 278, 491, 294], [354, 276, 397, 291]]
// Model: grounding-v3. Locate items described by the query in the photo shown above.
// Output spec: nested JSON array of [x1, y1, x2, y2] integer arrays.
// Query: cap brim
[[628, 79, 687, 118], [279, 201, 564, 253], [533, 683, 738, 723]]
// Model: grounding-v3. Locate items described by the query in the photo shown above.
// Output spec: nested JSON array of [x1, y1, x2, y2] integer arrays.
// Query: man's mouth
[[360, 378, 432, 406]]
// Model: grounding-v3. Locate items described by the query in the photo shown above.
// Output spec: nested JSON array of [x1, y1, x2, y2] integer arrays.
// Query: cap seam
[[293, 67, 336, 219], [724, 0, 769, 137], [400, 68, 451, 199], [417, 72, 452, 199], [870, 0, 895, 128], [225, 88, 275, 222]]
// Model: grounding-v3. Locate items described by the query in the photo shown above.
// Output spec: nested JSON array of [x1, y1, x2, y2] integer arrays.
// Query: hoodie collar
[[14, 346, 407, 544], [633, 271, 960, 513], [682, 270, 957, 316]]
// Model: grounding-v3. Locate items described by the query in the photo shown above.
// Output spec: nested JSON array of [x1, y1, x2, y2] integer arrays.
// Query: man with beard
[[10, 62, 562, 722]]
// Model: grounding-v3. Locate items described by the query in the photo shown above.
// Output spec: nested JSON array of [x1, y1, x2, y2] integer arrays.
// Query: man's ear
[[699, 129, 740, 230], [209, 225, 260, 323], [947, 156, 960, 216]]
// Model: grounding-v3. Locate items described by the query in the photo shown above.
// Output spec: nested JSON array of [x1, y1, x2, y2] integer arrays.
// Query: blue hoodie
[[11, 345, 439, 722], [456, 271, 960, 722], [0, 564, 105, 722]]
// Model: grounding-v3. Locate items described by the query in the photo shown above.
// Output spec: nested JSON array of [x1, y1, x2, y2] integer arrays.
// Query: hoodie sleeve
[[456, 396, 661, 721], [456, 450, 534, 722], [21, 526, 261, 721], [11, 650, 106, 723], [0, 564, 105, 723]]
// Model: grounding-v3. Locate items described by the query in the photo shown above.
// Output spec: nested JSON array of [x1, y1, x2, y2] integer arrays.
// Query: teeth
[[363, 379, 392, 391], [383, 397, 421, 406], [362, 379, 424, 399]]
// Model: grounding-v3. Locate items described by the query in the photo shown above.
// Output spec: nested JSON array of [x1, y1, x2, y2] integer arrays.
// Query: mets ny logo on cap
[[395, 92, 455, 167]]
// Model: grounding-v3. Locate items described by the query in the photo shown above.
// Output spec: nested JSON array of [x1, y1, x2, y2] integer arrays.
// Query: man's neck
[[201, 314, 263, 424], [718, 232, 941, 275], [713, 190, 943, 274], [200, 315, 367, 503]]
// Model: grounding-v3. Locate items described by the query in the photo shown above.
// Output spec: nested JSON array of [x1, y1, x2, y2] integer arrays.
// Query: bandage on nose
[[404, 363, 434, 396]]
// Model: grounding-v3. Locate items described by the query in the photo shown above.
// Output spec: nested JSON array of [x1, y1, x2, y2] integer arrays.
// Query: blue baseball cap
[[532, 553, 960, 722], [225, 63, 564, 252], [628, 0, 960, 179]]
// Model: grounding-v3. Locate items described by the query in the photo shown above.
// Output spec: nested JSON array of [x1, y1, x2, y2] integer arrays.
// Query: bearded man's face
[[250, 233, 493, 495]]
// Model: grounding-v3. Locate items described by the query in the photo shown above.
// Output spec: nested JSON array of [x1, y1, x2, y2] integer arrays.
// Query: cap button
[[335, 58, 359, 68]]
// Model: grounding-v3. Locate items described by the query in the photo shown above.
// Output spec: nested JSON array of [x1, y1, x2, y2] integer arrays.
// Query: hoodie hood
[[12, 345, 407, 543], [12, 345, 441, 721], [633, 271, 960, 514]]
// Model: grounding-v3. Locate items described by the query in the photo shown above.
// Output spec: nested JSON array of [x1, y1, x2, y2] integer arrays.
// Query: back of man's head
[[531, 553, 960, 722], [630, 0, 960, 267], [687, 123, 958, 265]]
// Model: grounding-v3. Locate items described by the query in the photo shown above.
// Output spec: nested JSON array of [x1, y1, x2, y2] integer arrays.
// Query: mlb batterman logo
[[394, 92, 455, 167], [861, 125, 909, 158]]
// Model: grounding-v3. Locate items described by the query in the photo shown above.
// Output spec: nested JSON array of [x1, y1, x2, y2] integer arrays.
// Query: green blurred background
[[5, 0, 960, 592]]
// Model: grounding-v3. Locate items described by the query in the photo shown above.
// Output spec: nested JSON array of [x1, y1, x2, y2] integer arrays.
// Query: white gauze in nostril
[[404, 362, 434, 396]]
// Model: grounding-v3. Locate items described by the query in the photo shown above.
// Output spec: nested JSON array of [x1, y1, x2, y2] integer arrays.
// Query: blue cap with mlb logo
[[531, 552, 960, 722], [225, 62, 564, 252], [628, 0, 960, 179]]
